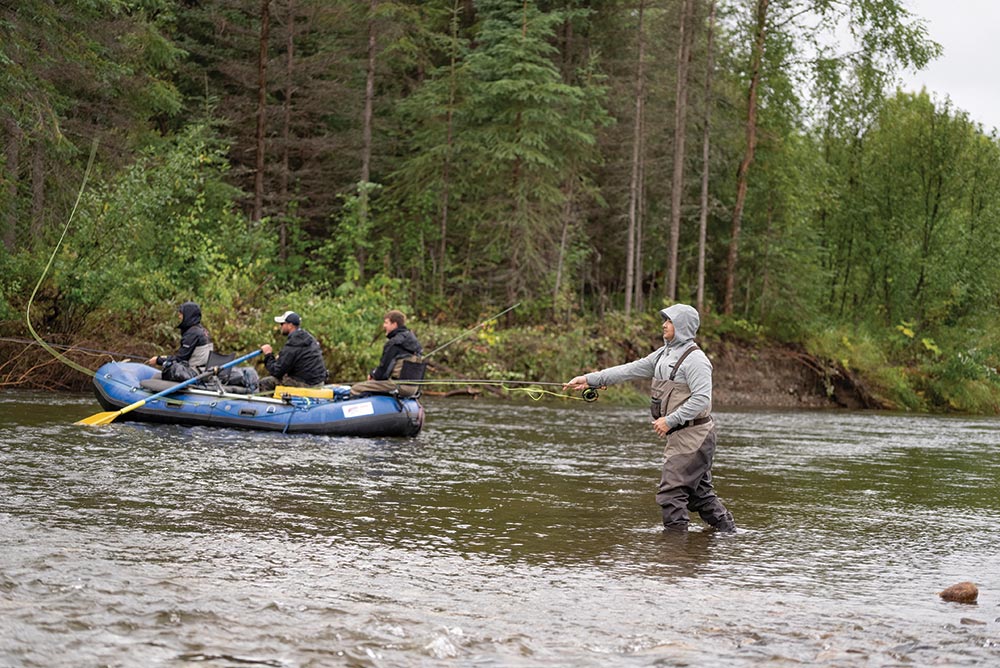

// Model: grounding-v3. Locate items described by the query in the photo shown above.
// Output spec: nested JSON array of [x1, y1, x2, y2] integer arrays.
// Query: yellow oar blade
[[77, 398, 148, 426], [77, 349, 262, 427], [75, 411, 123, 426]]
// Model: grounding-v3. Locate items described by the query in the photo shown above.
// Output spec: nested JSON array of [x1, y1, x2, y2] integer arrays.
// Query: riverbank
[[0, 332, 875, 410], [709, 339, 871, 410]]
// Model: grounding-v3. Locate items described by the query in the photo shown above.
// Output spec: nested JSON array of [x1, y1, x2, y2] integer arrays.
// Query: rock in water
[[939, 582, 978, 604]]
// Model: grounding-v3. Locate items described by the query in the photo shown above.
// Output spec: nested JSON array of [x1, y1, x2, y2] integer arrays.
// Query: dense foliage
[[3, 0, 1000, 411]]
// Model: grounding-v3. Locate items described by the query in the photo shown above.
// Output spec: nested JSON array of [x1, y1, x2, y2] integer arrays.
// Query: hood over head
[[177, 301, 202, 330], [658, 303, 700, 345]]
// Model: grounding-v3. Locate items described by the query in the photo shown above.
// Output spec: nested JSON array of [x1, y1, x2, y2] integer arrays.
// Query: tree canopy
[[4, 0, 1000, 411]]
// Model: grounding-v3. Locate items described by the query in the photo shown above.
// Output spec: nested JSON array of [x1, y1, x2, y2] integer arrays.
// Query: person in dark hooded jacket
[[564, 304, 736, 534], [350, 310, 423, 396], [258, 311, 328, 392], [146, 301, 214, 381]]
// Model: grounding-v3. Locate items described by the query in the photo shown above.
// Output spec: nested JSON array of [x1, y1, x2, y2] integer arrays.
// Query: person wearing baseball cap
[[258, 310, 328, 392]]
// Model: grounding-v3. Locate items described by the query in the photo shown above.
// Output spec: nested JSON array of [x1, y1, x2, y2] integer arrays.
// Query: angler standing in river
[[564, 304, 736, 533]]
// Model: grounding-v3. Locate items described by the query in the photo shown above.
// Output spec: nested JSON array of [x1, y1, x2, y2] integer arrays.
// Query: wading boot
[[710, 511, 736, 533], [662, 521, 689, 534]]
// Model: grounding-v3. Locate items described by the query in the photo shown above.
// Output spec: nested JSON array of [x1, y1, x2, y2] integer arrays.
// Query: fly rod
[[0, 336, 146, 360], [422, 302, 521, 359], [25, 138, 100, 378], [375, 378, 600, 402]]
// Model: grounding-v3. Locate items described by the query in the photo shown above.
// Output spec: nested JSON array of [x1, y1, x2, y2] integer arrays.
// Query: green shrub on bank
[[41, 125, 266, 337], [0, 251, 33, 325], [920, 349, 1000, 413], [413, 310, 658, 405], [802, 320, 1000, 413], [805, 325, 920, 410]]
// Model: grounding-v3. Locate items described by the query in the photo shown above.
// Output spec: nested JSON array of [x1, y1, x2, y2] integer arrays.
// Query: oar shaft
[[78, 349, 263, 426], [133, 349, 264, 406]]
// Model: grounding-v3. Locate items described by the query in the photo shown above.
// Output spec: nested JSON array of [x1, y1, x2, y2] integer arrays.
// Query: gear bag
[[161, 359, 197, 382], [205, 351, 259, 392]]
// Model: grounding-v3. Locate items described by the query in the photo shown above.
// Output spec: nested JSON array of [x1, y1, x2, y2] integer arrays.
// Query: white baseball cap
[[273, 310, 301, 326]]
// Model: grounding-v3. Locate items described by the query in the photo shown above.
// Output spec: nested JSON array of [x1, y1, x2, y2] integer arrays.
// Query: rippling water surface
[[2, 392, 999, 666]]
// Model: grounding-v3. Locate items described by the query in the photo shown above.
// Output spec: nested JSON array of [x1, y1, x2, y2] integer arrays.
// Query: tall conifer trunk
[[667, 0, 696, 302], [724, 0, 768, 314], [358, 0, 378, 281], [554, 181, 573, 316], [625, 0, 646, 318], [635, 105, 648, 312], [697, 0, 717, 313], [438, 1, 462, 297], [253, 0, 271, 224], [279, 0, 295, 263], [3, 117, 21, 251], [30, 138, 44, 247]]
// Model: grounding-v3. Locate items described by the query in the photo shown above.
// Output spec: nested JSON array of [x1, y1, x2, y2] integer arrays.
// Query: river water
[[1, 391, 998, 667]]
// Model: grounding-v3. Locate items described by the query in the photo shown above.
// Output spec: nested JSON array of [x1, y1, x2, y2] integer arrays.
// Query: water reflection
[[2, 393, 999, 666]]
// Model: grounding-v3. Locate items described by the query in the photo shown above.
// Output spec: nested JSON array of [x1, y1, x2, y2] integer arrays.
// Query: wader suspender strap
[[664, 342, 713, 435], [650, 341, 697, 380], [668, 343, 700, 381]]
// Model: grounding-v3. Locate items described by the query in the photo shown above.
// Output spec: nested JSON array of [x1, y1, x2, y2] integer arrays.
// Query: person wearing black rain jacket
[[258, 311, 328, 392], [370, 311, 422, 381], [350, 310, 423, 397], [146, 301, 214, 381]]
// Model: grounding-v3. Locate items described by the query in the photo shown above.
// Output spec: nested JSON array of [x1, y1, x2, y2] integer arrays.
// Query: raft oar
[[76, 349, 263, 426]]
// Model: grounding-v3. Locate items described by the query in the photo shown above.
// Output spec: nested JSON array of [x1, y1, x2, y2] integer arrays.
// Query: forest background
[[3, 0, 1000, 413]]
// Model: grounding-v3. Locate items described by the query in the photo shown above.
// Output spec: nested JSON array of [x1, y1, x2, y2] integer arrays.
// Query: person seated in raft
[[146, 301, 214, 382], [350, 309, 423, 397], [258, 310, 329, 393]]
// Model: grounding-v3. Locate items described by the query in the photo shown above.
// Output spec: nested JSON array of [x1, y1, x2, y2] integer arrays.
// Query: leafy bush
[[259, 276, 413, 383], [0, 250, 32, 326], [920, 349, 1000, 413], [54, 124, 264, 332], [412, 309, 658, 405], [805, 325, 917, 409]]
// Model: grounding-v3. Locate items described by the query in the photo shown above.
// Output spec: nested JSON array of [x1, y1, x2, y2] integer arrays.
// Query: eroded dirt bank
[[708, 340, 878, 410], [1, 336, 878, 409]]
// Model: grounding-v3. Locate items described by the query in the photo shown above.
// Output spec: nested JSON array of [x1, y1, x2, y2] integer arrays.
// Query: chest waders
[[189, 342, 214, 371], [650, 343, 735, 533]]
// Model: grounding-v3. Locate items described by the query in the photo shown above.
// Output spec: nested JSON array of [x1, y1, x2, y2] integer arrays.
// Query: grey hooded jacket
[[584, 304, 712, 429]]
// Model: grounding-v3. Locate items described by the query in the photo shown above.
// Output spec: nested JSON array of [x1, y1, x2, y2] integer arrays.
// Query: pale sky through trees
[[899, 0, 1000, 133]]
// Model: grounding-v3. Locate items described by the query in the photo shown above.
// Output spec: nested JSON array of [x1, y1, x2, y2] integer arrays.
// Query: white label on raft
[[343, 402, 375, 418]]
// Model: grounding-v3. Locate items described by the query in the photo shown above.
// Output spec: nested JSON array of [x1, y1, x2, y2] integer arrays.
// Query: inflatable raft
[[90, 361, 424, 437]]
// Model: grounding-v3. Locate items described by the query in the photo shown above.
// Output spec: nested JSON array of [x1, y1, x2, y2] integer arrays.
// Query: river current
[[2, 392, 998, 666]]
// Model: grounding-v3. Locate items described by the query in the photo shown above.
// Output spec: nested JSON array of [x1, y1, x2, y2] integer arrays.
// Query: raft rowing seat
[[396, 359, 427, 398], [202, 351, 258, 394], [140, 377, 181, 393], [347, 358, 427, 400]]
